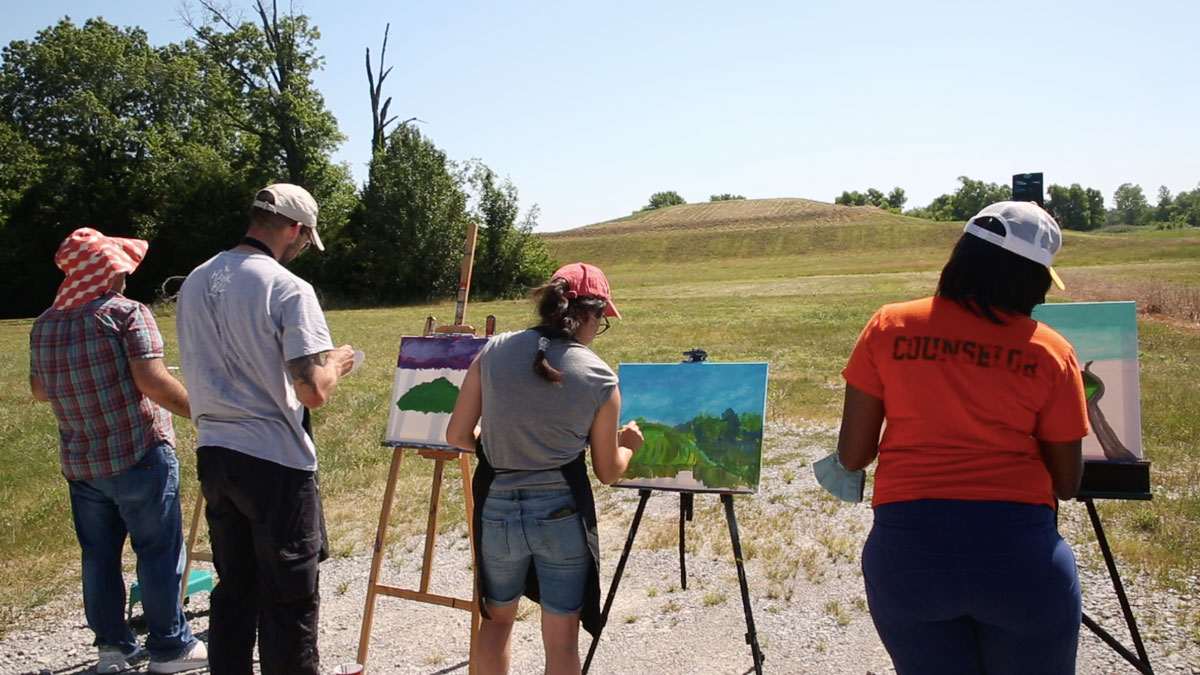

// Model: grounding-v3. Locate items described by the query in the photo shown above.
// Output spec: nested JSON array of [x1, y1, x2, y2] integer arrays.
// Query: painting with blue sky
[[616, 362, 769, 494], [1032, 301, 1142, 462]]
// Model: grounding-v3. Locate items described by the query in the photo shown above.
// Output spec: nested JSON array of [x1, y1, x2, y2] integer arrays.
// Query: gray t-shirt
[[176, 251, 335, 471], [480, 329, 619, 490]]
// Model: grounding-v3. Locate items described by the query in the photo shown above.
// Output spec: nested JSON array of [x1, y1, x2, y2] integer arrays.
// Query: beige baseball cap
[[252, 183, 323, 251]]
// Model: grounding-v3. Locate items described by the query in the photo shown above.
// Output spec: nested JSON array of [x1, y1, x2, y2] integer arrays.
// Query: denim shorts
[[479, 488, 590, 616]]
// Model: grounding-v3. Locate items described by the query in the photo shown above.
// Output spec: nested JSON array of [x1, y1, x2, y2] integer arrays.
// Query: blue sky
[[4, 1, 1198, 231], [618, 362, 768, 427]]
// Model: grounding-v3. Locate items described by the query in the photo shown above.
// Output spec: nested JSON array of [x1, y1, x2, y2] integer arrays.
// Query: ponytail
[[530, 278, 608, 385]]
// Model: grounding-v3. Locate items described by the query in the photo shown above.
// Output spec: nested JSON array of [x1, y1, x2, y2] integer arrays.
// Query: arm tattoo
[[286, 353, 324, 389]]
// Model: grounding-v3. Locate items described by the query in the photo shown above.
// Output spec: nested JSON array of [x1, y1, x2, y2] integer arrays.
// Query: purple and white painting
[[384, 335, 488, 448]]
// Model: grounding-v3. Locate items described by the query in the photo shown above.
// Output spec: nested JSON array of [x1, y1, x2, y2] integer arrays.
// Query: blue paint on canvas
[[1032, 301, 1137, 361], [616, 362, 769, 493], [618, 362, 768, 427]]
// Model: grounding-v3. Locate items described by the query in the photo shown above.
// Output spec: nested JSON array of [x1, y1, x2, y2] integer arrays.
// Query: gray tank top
[[479, 330, 618, 489]]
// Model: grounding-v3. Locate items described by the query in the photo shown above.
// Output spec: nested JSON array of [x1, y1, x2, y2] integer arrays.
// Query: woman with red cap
[[448, 262, 644, 675]]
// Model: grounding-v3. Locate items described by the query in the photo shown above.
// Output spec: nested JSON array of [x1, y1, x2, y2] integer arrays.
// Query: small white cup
[[333, 664, 364, 675]]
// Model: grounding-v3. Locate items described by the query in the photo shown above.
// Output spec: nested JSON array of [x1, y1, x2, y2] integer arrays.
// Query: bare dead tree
[[366, 24, 397, 155]]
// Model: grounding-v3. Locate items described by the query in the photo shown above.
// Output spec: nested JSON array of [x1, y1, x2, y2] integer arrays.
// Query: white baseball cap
[[963, 201, 1064, 289], [252, 183, 323, 251]]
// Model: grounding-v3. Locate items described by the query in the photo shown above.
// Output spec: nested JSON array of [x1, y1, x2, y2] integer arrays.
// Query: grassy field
[[2, 199, 1198, 634]]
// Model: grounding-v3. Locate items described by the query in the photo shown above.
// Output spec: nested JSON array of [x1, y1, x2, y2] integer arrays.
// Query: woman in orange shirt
[[838, 201, 1089, 675]]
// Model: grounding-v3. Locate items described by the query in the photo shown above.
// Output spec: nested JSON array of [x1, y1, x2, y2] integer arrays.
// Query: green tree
[[1170, 184, 1200, 227], [1046, 183, 1104, 231], [835, 190, 868, 206], [0, 18, 255, 315], [709, 193, 745, 201], [640, 191, 686, 211], [188, 1, 344, 189], [1112, 183, 1150, 226], [333, 123, 468, 304], [464, 162, 555, 299], [1155, 185, 1175, 223], [835, 187, 905, 212], [948, 176, 1011, 221]]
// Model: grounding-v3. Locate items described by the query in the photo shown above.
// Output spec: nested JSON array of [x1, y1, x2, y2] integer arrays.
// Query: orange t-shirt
[[842, 297, 1089, 509]]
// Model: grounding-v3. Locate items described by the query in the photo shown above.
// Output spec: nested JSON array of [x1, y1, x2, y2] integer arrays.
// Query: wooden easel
[[183, 495, 212, 597], [356, 222, 489, 671]]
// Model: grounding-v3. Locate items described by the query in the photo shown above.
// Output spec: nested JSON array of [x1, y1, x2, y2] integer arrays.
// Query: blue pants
[[67, 443, 197, 660], [863, 499, 1080, 675], [479, 488, 591, 616]]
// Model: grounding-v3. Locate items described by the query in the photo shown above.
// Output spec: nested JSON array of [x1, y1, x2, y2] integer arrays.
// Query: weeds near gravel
[[825, 600, 851, 627]]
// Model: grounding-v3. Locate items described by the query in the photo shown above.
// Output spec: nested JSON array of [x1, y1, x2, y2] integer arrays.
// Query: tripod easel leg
[[583, 489, 652, 675], [679, 493, 693, 590], [182, 492, 206, 603], [722, 494, 764, 675], [1080, 498, 1153, 674], [357, 447, 405, 666]]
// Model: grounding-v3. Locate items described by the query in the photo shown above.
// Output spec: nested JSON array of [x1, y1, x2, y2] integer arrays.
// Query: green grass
[[2, 202, 1198, 635]]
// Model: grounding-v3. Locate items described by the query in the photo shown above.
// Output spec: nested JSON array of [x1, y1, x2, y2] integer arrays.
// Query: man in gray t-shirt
[[176, 183, 354, 675]]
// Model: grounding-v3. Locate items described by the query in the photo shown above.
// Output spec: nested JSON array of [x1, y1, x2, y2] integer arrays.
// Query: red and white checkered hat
[[52, 228, 149, 310]]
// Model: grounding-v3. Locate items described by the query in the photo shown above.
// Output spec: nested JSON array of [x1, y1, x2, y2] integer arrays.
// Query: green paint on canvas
[[623, 409, 763, 491], [396, 377, 460, 414]]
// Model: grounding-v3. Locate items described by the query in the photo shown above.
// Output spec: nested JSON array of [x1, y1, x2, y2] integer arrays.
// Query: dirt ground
[[3, 423, 1198, 674]]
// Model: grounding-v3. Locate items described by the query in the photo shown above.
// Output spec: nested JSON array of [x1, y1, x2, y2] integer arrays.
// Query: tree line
[[835, 176, 1200, 231], [0, 3, 554, 319]]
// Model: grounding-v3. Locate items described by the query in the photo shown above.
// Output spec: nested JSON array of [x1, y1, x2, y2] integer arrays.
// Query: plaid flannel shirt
[[30, 292, 175, 481]]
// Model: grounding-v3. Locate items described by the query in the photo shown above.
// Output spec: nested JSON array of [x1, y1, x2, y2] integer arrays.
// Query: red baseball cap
[[552, 262, 621, 319]]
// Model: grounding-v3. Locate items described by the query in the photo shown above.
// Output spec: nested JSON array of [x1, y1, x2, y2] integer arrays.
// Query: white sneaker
[[148, 640, 208, 673], [97, 645, 142, 673]]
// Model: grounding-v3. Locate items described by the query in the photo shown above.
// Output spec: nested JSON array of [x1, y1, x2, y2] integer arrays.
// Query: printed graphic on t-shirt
[[891, 335, 1038, 378]]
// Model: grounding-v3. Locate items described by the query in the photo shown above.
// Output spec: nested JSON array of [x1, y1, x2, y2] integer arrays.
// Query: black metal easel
[[582, 489, 764, 675], [1075, 461, 1154, 674], [583, 348, 764, 675]]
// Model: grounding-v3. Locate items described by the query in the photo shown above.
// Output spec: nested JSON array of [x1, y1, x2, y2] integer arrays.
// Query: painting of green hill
[[624, 413, 762, 492], [616, 362, 768, 494], [396, 376, 460, 414]]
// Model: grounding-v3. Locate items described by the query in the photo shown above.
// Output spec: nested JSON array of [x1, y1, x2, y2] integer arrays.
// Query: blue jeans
[[863, 499, 1080, 675], [67, 443, 197, 660], [479, 489, 590, 616]]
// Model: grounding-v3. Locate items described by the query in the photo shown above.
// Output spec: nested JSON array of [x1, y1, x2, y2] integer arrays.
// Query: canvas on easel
[[614, 361, 769, 493], [385, 335, 488, 448], [585, 357, 768, 675], [1032, 301, 1142, 462]]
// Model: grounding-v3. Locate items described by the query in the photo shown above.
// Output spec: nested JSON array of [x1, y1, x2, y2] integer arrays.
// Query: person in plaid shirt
[[29, 228, 207, 674]]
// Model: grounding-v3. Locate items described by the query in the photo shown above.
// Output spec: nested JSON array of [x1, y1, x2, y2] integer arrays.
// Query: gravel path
[[3, 423, 1198, 674]]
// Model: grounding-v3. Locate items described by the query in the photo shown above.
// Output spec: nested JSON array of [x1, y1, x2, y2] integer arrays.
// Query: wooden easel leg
[[420, 459, 447, 594], [182, 493, 206, 603], [722, 494, 764, 675], [357, 447, 405, 666], [460, 453, 480, 675], [583, 489, 652, 675]]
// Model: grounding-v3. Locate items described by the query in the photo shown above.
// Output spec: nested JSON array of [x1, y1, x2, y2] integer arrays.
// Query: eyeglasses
[[595, 315, 611, 336], [299, 227, 314, 252]]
